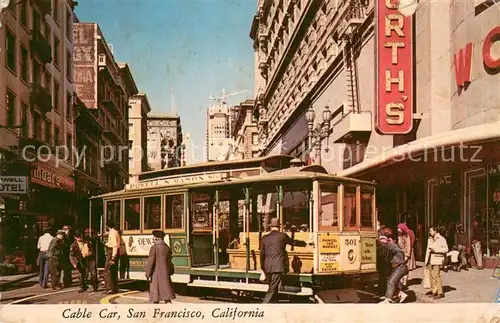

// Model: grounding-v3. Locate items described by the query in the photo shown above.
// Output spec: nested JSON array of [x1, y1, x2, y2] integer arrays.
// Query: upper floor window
[[21, 46, 29, 82], [65, 7, 72, 40], [53, 36, 60, 68], [6, 91, 16, 127], [20, 1, 28, 26], [5, 29, 16, 73], [53, 0, 59, 22]]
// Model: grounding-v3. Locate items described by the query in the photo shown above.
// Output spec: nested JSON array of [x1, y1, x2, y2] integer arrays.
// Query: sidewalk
[[407, 262, 500, 303]]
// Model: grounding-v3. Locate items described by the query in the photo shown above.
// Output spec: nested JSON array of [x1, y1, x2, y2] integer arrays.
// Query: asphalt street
[[0, 277, 383, 305]]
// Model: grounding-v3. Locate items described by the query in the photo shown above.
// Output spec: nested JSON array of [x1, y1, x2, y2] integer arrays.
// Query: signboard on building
[[31, 165, 75, 192], [454, 26, 500, 88], [125, 173, 226, 190], [375, 0, 414, 134], [0, 176, 28, 194], [74, 23, 97, 109]]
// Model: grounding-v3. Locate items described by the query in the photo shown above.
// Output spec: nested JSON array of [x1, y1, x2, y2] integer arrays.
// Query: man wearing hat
[[145, 230, 175, 304], [47, 230, 65, 289], [259, 218, 307, 303]]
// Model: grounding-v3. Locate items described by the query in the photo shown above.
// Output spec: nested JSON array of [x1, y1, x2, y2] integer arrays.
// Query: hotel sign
[[125, 173, 226, 190], [375, 0, 414, 134], [0, 177, 28, 195]]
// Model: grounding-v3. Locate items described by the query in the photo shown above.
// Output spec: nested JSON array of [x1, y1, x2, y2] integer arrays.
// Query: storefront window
[[320, 184, 338, 230], [124, 198, 140, 231], [144, 196, 161, 230], [343, 186, 357, 229], [489, 172, 500, 257], [105, 200, 121, 229]]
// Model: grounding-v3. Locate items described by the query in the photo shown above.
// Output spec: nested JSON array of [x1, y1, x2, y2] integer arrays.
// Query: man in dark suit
[[260, 218, 307, 303]]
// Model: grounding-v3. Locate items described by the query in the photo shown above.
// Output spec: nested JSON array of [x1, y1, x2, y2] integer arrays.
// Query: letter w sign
[[454, 42, 473, 88]]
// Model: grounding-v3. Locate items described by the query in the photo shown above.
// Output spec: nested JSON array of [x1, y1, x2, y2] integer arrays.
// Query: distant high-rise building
[[128, 93, 151, 175], [205, 103, 234, 162], [147, 114, 183, 170]]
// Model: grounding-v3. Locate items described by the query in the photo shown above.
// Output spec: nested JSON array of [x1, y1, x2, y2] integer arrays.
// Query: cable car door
[[190, 193, 215, 267]]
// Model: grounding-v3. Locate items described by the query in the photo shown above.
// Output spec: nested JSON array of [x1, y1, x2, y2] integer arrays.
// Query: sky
[[75, 0, 256, 163]]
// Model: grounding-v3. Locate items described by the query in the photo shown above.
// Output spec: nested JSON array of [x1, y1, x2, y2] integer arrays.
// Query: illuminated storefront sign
[[31, 166, 75, 192], [375, 0, 414, 134], [455, 25, 500, 88]]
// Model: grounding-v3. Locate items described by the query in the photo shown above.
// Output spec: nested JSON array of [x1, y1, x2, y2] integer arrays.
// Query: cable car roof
[[91, 164, 375, 200]]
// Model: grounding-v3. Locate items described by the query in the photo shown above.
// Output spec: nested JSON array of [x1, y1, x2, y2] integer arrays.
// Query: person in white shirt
[[104, 221, 120, 294], [37, 228, 53, 288]]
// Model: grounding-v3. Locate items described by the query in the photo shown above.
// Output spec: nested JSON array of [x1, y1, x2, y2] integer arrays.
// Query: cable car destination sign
[[125, 173, 226, 190], [375, 0, 414, 134]]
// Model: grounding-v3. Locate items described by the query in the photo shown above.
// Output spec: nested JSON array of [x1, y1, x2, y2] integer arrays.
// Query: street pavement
[[0, 265, 497, 304]]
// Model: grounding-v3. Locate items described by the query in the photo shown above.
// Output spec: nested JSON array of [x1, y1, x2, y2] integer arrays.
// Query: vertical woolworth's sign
[[375, 0, 413, 134], [73, 24, 97, 109]]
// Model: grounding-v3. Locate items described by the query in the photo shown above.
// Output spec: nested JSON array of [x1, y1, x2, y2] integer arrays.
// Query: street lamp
[[305, 105, 333, 165]]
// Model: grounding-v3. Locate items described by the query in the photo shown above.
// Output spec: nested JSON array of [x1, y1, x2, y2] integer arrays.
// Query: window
[[165, 194, 184, 229], [361, 187, 374, 228], [320, 184, 338, 230], [21, 46, 28, 82], [53, 81, 60, 112], [66, 51, 72, 81], [45, 120, 52, 144], [144, 196, 161, 230], [191, 193, 210, 231], [252, 133, 259, 145], [33, 60, 41, 85], [65, 8, 72, 40], [53, 37, 60, 68], [66, 133, 72, 150], [106, 200, 121, 229], [20, 1, 28, 26], [43, 69, 51, 89], [6, 91, 16, 127], [33, 112, 42, 140], [21, 103, 29, 137], [343, 186, 358, 229], [283, 189, 310, 232], [6, 29, 16, 72], [124, 198, 140, 231], [66, 93, 72, 120], [54, 126, 60, 145], [32, 10, 40, 35]]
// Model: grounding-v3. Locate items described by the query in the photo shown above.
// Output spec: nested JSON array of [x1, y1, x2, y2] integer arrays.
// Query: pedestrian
[[259, 218, 307, 303], [453, 224, 468, 271], [376, 228, 393, 297], [471, 217, 484, 270], [104, 221, 120, 294], [397, 223, 415, 288], [145, 230, 175, 304], [47, 230, 65, 290], [70, 231, 97, 293], [61, 225, 73, 288], [425, 226, 449, 299], [37, 228, 53, 288], [84, 228, 99, 289], [379, 228, 409, 303]]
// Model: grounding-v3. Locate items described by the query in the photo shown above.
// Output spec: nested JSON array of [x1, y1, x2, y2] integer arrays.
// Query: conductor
[[259, 218, 307, 303]]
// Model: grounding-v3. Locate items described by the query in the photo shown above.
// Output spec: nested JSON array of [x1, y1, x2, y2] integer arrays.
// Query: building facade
[[128, 93, 151, 175], [0, 0, 78, 268], [230, 99, 259, 159], [146, 113, 183, 170], [73, 23, 137, 194], [250, 0, 500, 263], [206, 103, 234, 161]]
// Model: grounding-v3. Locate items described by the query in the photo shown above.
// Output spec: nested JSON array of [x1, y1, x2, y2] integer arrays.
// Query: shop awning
[[337, 121, 500, 178]]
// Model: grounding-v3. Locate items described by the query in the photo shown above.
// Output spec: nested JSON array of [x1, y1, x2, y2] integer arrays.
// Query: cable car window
[[257, 192, 277, 231], [144, 196, 161, 230], [106, 200, 121, 229], [320, 185, 338, 231], [165, 194, 184, 229], [124, 198, 140, 231], [361, 187, 374, 228], [283, 189, 310, 232], [343, 186, 358, 229], [191, 193, 211, 231]]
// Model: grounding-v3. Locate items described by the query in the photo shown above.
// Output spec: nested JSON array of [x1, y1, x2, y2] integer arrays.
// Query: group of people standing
[[37, 225, 98, 293]]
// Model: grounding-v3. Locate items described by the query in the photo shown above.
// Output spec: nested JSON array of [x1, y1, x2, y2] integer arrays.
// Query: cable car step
[[188, 279, 313, 296]]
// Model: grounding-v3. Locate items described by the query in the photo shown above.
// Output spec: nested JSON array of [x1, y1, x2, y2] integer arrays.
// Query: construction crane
[[208, 88, 247, 105]]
